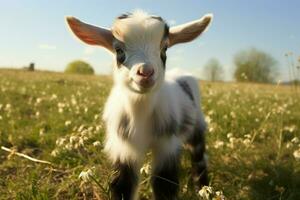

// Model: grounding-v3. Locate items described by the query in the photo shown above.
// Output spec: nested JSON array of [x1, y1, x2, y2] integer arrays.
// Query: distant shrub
[[65, 60, 94, 75], [203, 58, 223, 81], [234, 48, 277, 83]]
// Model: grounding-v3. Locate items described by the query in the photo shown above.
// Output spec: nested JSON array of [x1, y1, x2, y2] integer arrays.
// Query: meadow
[[0, 69, 299, 200]]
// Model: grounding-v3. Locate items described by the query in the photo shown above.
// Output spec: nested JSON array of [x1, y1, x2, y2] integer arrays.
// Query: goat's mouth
[[131, 77, 155, 93]]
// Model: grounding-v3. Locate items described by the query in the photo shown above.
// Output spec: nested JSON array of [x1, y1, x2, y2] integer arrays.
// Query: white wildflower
[[51, 94, 57, 100], [284, 125, 297, 133], [229, 137, 236, 143], [88, 126, 94, 132], [56, 138, 66, 146], [182, 184, 188, 193], [78, 125, 85, 132], [65, 120, 72, 126], [214, 140, 224, 149], [291, 137, 299, 144], [5, 104, 11, 111], [227, 133, 233, 138], [57, 102, 65, 108], [140, 163, 151, 175], [205, 116, 212, 124], [96, 125, 102, 131], [78, 137, 85, 146], [51, 149, 59, 157], [81, 129, 88, 136], [208, 110, 214, 116], [79, 168, 94, 182], [71, 98, 77, 105], [36, 98, 42, 104], [293, 149, 300, 161], [215, 191, 226, 200], [244, 134, 251, 139], [286, 142, 293, 149], [83, 136, 89, 141], [65, 144, 72, 150], [230, 111, 236, 119], [39, 128, 45, 136], [198, 186, 213, 200], [69, 136, 78, 144], [243, 139, 251, 146], [93, 141, 101, 147], [58, 108, 63, 113]]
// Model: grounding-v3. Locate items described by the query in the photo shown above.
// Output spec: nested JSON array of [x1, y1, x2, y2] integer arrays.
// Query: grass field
[[0, 69, 300, 200]]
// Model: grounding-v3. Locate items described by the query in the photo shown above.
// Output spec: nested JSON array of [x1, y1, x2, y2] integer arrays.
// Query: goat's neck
[[116, 84, 161, 118]]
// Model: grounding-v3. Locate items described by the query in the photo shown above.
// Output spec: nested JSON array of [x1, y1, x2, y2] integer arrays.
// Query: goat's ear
[[66, 16, 114, 51], [168, 14, 213, 47]]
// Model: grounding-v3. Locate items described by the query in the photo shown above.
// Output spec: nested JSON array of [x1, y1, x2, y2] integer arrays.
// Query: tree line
[[65, 48, 300, 84], [204, 48, 281, 83]]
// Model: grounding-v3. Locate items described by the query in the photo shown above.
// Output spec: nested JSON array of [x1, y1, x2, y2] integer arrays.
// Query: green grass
[[0, 69, 299, 200]]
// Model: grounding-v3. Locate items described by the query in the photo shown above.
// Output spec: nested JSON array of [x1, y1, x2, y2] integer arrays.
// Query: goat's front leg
[[151, 136, 181, 200], [110, 161, 139, 200]]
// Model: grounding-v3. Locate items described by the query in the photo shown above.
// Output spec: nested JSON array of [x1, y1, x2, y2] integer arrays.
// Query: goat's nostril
[[137, 67, 154, 78]]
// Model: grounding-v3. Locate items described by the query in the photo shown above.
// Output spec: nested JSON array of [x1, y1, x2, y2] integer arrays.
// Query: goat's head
[[66, 10, 213, 94]]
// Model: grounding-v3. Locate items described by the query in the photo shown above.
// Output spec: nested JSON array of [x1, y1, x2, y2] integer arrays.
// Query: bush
[[203, 58, 223, 81], [234, 48, 277, 83], [65, 60, 94, 75]]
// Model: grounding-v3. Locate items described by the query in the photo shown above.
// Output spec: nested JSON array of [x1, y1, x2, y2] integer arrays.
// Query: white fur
[[103, 73, 205, 162]]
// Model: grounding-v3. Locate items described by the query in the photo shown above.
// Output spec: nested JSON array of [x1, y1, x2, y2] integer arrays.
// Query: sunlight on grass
[[0, 69, 299, 199]]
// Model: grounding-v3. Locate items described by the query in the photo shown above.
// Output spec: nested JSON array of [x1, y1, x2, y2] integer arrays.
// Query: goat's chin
[[129, 79, 155, 94]]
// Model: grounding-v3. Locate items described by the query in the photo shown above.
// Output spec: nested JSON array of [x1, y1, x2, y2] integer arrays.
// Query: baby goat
[[66, 10, 213, 200]]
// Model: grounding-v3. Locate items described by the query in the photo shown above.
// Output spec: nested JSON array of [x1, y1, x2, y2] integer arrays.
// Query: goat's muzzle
[[134, 64, 155, 89]]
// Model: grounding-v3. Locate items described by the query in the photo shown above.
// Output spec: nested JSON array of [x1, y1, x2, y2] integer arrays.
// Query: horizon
[[1, 0, 300, 81]]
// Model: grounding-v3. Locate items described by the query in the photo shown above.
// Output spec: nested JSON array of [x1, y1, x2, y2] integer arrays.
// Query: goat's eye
[[115, 48, 126, 64]]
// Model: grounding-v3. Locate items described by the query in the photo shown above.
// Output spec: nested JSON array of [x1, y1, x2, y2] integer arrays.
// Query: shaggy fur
[[66, 10, 213, 200]]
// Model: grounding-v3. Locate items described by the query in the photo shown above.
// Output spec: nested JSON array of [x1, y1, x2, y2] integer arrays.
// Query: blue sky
[[0, 0, 299, 81]]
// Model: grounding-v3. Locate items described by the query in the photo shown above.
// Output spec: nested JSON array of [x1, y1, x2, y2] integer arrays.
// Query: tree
[[65, 60, 94, 75], [203, 58, 223, 81], [234, 48, 277, 83]]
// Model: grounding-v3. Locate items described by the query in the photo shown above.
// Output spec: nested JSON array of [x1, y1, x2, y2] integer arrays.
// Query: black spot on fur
[[163, 23, 169, 39], [161, 47, 167, 68], [152, 110, 178, 136], [113, 41, 127, 68], [151, 16, 170, 40], [160, 24, 169, 68], [151, 15, 164, 22], [110, 161, 138, 200], [152, 155, 180, 200], [177, 80, 194, 102], [118, 114, 130, 139], [117, 12, 132, 19], [150, 15, 169, 38], [179, 112, 195, 134]]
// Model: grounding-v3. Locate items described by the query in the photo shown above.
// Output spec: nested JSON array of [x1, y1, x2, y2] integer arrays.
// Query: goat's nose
[[137, 66, 154, 78]]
